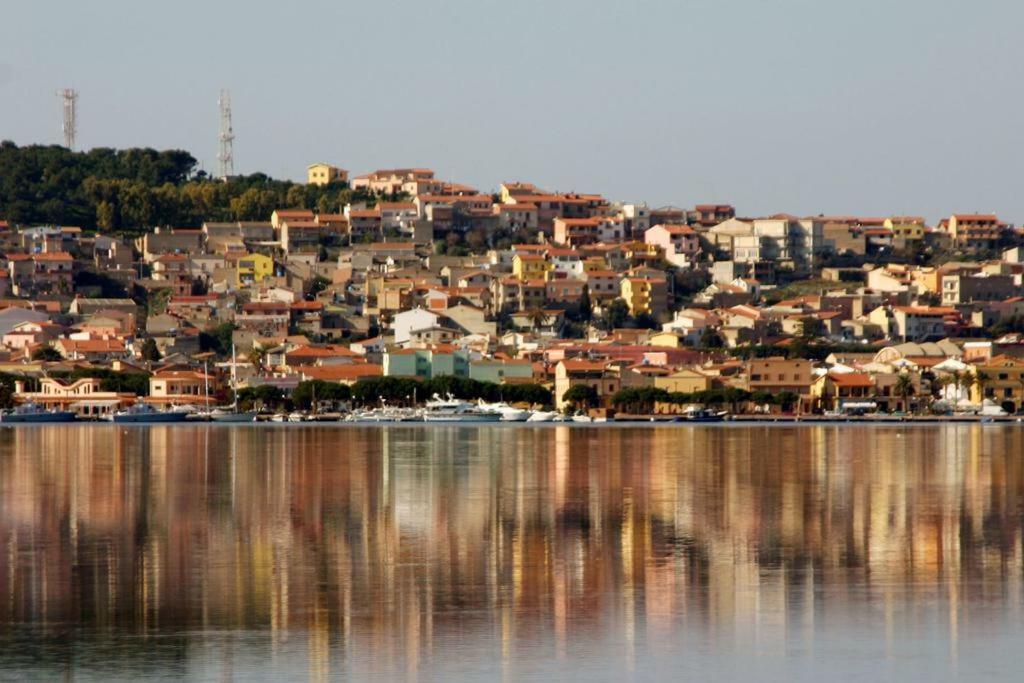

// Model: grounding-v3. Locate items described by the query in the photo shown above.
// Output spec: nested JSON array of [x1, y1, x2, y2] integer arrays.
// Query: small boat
[[209, 408, 259, 423], [526, 410, 557, 423], [421, 395, 501, 423], [675, 406, 727, 423], [0, 402, 77, 423], [287, 412, 306, 423], [571, 414, 594, 423], [110, 404, 189, 424], [270, 413, 288, 423]]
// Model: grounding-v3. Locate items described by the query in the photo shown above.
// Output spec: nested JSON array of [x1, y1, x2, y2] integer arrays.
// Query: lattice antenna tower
[[58, 89, 78, 150], [217, 89, 235, 178]]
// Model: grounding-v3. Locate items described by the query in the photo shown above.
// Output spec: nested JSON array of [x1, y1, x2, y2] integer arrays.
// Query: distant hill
[[0, 141, 370, 232]]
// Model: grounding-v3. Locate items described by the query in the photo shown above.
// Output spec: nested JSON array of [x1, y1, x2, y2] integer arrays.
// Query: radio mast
[[58, 89, 78, 150], [217, 89, 235, 178]]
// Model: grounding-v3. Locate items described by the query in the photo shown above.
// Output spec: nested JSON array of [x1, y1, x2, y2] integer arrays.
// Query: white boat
[[478, 401, 530, 422], [270, 413, 288, 423], [571, 414, 594, 423], [209, 408, 259, 423], [526, 410, 557, 423], [287, 412, 306, 423], [422, 395, 501, 423], [350, 407, 421, 422]]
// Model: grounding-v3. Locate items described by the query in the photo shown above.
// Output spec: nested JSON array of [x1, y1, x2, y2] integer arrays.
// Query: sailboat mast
[[231, 342, 239, 411]]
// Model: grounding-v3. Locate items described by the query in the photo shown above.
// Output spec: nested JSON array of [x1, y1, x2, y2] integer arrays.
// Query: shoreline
[[0, 416, 1019, 427]]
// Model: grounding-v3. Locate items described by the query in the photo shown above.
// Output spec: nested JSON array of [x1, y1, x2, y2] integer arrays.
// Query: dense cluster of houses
[[2, 163, 1024, 417]]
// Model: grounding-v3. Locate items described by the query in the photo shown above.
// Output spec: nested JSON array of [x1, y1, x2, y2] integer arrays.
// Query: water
[[0, 424, 1022, 681]]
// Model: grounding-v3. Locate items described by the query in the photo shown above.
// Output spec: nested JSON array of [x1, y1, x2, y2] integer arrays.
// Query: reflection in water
[[0, 424, 1022, 680]]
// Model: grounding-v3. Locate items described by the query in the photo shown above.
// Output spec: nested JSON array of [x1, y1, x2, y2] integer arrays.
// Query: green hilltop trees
[[0, 141, 387, 231]]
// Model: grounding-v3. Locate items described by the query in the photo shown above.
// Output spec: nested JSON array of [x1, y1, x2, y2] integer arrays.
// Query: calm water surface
[[0, 424, 1022, 681]]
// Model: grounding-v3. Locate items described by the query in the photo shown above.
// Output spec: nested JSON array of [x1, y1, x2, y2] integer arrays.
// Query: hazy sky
[[3, 0, 1021, 222]]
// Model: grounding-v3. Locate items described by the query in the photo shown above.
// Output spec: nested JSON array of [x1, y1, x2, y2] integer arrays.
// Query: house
[[970, 355, 1024, 413], [644, 224, 701, 268], [351, 168, 437, 195], [884, 306, 960, 342], [941, 273, 1017, 305], [13, 377, 134, 418], [147, 370, 217, 406], [468, 358, 535, 384], [690, 204, 736, 227], [138, 228, 202, 261], [938, 214, 1007, 250], [512, 253, 552, 282], [296, 364, 381, 384], [236, 301, 291, 337], [383, 345, 469, 379], [653, 368, 713, 394], [554, 359, 620, 410], [54, 338, 129, 362], [743, 357, 814, 411], [307, 163, 348, 186], [811, 371, 880, 413], [8, 252, 75, 296], [583, 270, 621, 304], [270, 209, 315, 230], [237, 253, 275, 286], [620, 272, 668, 319]]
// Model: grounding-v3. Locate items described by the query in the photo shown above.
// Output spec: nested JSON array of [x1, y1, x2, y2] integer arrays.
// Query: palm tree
[[526, 307, 548, 333], [247, 346, 267, 374], [894, 373, 914, 412]]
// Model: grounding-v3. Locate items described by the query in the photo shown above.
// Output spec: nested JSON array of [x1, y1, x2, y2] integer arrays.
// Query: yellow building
[[236, 253, 274, 286], [884, 216, 926, 243], [649, 331, 681, 348], [620, 276, 665, 316], [512, 254, 552, 282], [970, 356, 1024, 413], [654, 368, 712, 394], [307, 163, 349, 186]]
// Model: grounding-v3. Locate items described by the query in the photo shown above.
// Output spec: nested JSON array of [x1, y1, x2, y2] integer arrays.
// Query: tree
[[146, 287, 173, 316], [140, 338, 162, 362], [602, 299, 630, 330], [797, 316, 825, 339], [309, 275, 330, 297], [561, 385, 599, 411], [576, 286, 592, 322], [247, 346, 267, 373], [292, 380, 351, 409], [894, 373, 915, 412], [526, 307, 548, 333], [632, 312, 660, 330], [31, 345, 63, 362], [236, 384, 285, 411], [723, 387, 752, 414], [199, 323, 237, 356], [611, 387, 670, 414], [700, 328, 725, 349], [775, 391, 800, 413]]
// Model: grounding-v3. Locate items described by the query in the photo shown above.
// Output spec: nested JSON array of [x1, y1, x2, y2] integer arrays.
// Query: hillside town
[[2, 162, 1024, 419]]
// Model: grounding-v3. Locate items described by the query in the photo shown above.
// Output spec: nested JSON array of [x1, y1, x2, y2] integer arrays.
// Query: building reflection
[[0, 424, 1022, 677]]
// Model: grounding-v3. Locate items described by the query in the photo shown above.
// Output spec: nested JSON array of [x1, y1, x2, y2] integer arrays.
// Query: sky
[[2, 0, 1022, 223]]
